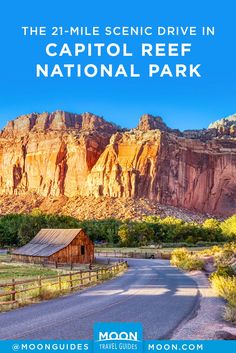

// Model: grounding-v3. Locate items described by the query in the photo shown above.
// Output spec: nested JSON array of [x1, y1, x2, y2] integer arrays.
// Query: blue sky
[[0, 0, 235, 131]]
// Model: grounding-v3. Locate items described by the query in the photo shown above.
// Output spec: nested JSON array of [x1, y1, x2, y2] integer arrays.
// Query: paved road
[[0, 259, 199, 340]]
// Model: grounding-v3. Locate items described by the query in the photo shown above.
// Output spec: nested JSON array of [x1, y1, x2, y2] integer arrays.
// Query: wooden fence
[[95, 250, 171, 260], [43, 260, 92, 270], [0, 261, 128, 306], [95, 251, 159, 259]]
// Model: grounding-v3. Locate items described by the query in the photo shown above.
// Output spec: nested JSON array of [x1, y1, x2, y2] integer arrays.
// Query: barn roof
[[12, 228, 83, 257]]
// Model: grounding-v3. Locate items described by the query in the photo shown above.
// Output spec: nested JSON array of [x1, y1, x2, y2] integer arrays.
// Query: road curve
[[0, 259, 199, 340]]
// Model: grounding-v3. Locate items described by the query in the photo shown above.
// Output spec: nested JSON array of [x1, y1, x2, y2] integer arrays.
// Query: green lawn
[[0, 253, 112, 283], [0, 262, 58, 282], [0, 253, 61, 282]]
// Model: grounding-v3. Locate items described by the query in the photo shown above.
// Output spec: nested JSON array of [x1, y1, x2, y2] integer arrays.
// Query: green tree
[[132, 222, 154, 246], [159, 217, 184, 242], [221, 215, 236, 239], [202, 218, 223, 241], [118, 224, 131, 246]]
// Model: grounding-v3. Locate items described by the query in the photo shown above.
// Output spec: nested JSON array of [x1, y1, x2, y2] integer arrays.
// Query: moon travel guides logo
[[94, 322, 143, 353]]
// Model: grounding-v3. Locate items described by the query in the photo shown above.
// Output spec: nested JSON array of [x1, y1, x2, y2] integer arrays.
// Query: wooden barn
[[11, 228, 94, 264]]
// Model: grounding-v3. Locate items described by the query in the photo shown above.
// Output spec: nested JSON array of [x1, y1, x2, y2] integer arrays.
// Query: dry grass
[[210, 273, 236, 323]]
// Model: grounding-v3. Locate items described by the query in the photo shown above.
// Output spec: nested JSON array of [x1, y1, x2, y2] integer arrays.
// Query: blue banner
[[0, 339, 235, 353], [0, 323, 235, 353]]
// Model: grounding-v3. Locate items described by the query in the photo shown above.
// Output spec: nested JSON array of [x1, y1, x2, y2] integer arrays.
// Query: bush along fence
[[0, 261, 128, 309]]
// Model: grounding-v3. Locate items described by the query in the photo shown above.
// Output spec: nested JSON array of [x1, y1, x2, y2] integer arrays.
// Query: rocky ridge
[[0, 110, 235, 217]]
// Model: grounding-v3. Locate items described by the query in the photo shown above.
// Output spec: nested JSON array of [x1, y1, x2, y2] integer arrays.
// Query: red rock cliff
[[0, 111, 235, 216], [0, 111, 117, 197]]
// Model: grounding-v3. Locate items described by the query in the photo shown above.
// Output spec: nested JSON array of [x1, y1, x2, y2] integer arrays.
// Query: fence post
[[12, 278, 16, 302], [69, 272, 73, 291], [80, 271, 83, 286], [89, 270, 91, 282], [96, 269, 99, 281], [58, 273, 62, 292], [70, 262, 73, 271], [55, 261, 58, 269], [38, 276, 42, 297]]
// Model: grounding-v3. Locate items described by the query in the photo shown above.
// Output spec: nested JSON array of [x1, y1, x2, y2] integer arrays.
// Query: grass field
[[0, 254, 58, 282], [0, 264, 58, 281], [0, 253, 111, 283]]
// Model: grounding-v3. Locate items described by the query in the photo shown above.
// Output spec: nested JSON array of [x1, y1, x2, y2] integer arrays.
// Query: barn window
[[81, 245, 85, 255]]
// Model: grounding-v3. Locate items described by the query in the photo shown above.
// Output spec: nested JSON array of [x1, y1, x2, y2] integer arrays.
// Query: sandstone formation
[[0, 110, 235, 217], [0, 111, 117, 197]]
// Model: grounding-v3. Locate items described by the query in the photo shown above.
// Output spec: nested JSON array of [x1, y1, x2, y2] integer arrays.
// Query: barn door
[[71, 245, 79, 263]]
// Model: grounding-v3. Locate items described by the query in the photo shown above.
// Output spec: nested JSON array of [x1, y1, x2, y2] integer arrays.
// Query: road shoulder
[[171, 271, 236, 340]]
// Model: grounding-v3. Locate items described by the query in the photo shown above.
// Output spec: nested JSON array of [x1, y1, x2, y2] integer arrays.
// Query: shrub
[[198, 243, 235, 257], [173, 256, 204, 271], [214, 265, 235, 278], [215, 250, 235, 266], [171, 248, 204, 271], [39, 285, 60, 300], [170, 248, 189, 266], [224, 306, 236, 323], [180, 257, 204, 271], [221, 215, 236, 240], [210, 273, 236, 309]]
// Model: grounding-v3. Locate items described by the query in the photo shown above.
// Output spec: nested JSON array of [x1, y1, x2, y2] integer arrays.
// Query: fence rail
[[95, 250, 171, 260], [95, 251, 162, 259], [0, 261, 128, 306]]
